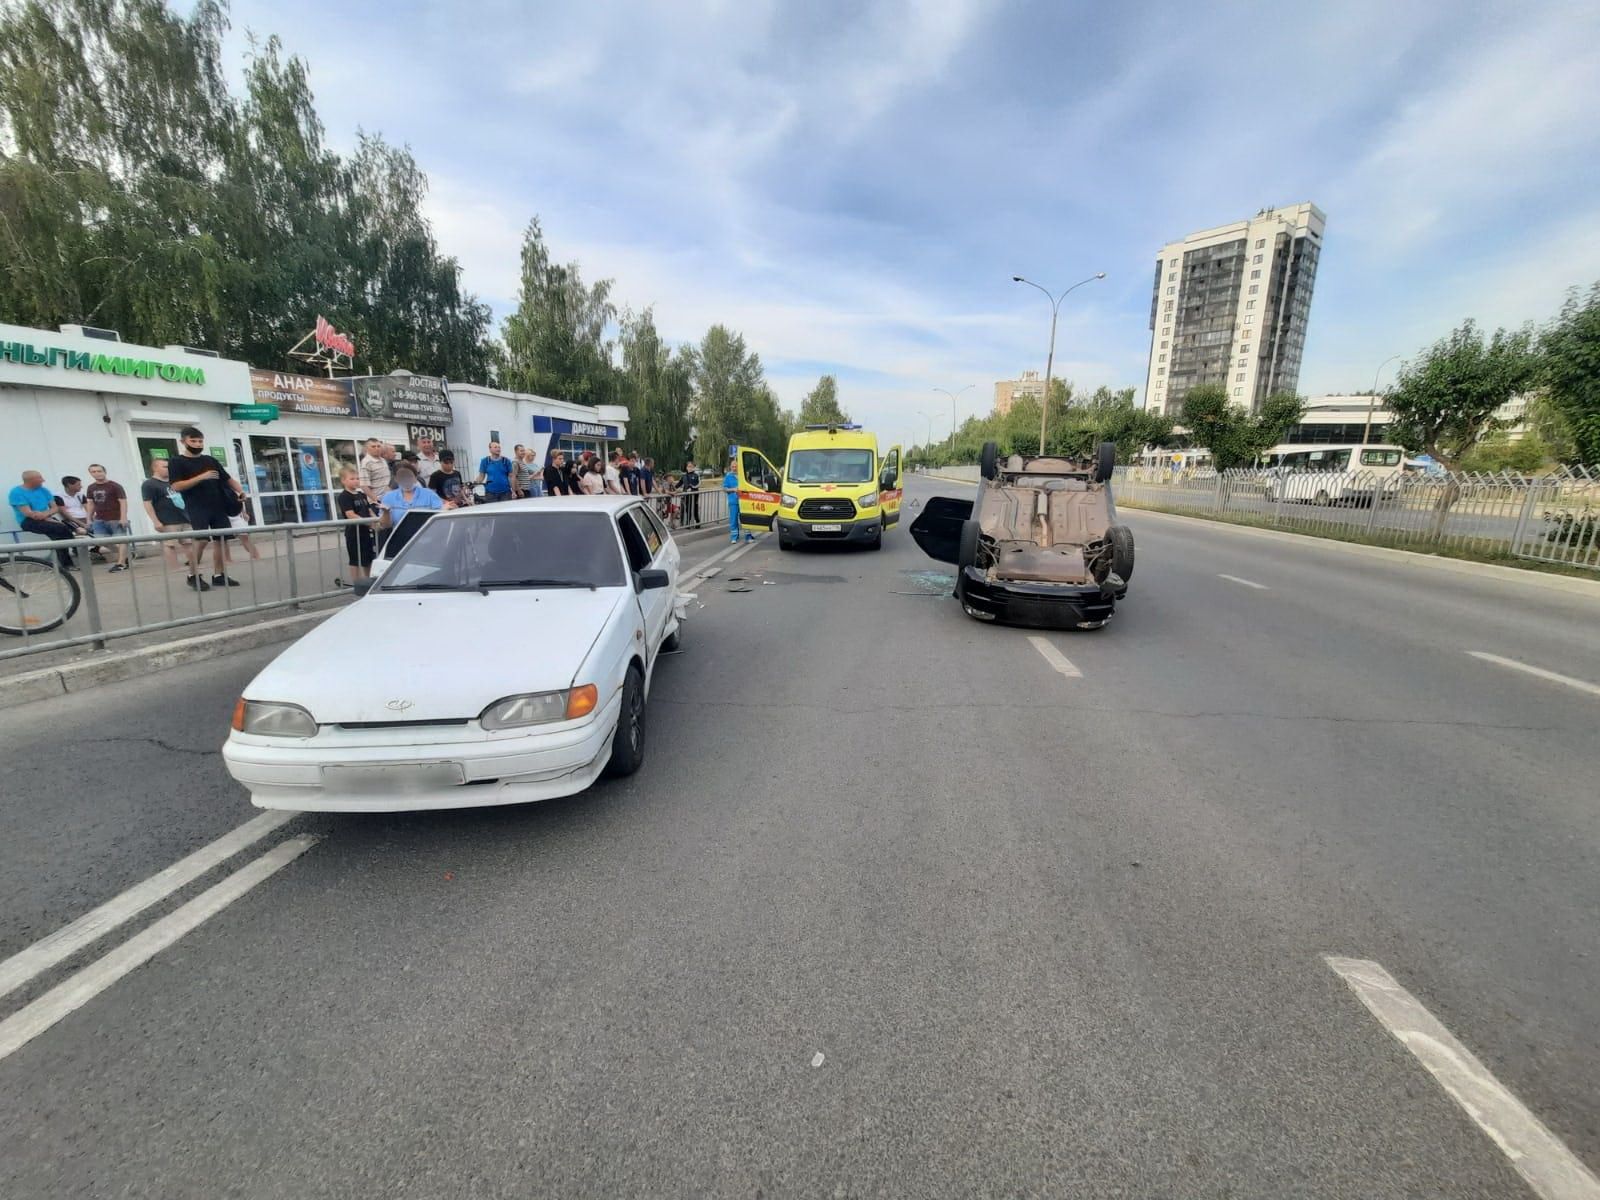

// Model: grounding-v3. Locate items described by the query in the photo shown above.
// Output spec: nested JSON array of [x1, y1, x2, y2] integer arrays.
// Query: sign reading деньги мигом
[[0, 340, 208, 384]]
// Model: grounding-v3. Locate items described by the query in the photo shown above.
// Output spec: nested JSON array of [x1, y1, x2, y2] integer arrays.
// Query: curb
[[2, 610, 338, 712], [1121, 506, 1600, 600]]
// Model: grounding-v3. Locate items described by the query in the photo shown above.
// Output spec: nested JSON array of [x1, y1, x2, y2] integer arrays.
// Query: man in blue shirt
[[476, 441, 514, 503], [378, 465, 444, 536], [9, 469, 77, 569]]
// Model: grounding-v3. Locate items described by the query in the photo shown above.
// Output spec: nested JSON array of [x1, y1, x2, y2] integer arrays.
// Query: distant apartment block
[[993, 369, 1044, 416], [1145, 203, 1325, 417]]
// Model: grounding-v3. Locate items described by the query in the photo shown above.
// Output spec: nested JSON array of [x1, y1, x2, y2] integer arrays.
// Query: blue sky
[[225, 0, 1600, 448]]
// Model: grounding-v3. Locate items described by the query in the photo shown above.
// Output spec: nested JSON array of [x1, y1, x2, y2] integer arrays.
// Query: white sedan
[[222, 496, 685, 812]]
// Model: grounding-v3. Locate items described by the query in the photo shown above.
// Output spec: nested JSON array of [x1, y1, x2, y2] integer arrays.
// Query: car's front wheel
[[604, 665, 646, 778]]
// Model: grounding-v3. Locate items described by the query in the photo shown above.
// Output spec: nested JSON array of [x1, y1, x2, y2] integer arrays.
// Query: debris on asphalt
[[811, 1052, 825, 1068], [727, 585, 752, 593]]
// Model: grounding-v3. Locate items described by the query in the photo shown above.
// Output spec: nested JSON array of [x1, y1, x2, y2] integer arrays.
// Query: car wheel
[[1094, 440, 1116, 483], [868, 519, 884, 550], [1108, 524, 1134, 583], [980, 441, 999, 481], [1314, 488, 1330, 506], [957, 518, 981, 570], [661, 620, 683, 653], [604, 665, 647, 778], [778, 534, 793, 551]]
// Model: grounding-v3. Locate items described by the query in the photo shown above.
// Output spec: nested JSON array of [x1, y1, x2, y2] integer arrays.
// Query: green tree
[[1458, 431, 1551, 474], [1539, 282, 1600, 466], [618, 307, 694, 469], [1180, 386, 1303, 469], [0, 1, 491, 377], [1385, 320, 1538, 467], [689, 324, 764, 466], [797, 374, 848, 426], [501, 217, 616, 402]]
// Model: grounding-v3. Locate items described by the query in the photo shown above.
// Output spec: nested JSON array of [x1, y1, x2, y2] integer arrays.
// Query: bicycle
[[0, 554, 83, 636]]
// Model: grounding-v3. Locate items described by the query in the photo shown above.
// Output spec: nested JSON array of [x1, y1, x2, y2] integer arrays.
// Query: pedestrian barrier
[[0, 487, 742, 662], [0, 520, 369, 661], [1112, 464, 1600, 570]]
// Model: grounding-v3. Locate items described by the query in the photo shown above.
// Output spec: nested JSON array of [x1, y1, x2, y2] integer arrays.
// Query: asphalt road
[[2, 474, 1597, 1198]]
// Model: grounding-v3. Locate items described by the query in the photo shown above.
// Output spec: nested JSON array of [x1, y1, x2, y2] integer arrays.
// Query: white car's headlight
[[481, 685, 599, 730], [232, 700, 316, 738], [781, 493, 798, 508], [857, 492, 879, 508]]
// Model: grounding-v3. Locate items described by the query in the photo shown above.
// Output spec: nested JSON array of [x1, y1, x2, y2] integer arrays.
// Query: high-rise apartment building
[[1144, 203, 1324, 417], [993, 369, 1044, 416]]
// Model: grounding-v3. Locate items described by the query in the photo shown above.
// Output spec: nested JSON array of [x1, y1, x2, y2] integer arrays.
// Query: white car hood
[[246, 588, 631, 723]]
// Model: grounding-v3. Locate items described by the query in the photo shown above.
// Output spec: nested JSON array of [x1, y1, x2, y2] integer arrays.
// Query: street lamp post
[[932, 385, 973, 458], [1361, 355, 1402, 448], [915, 410, 934, 463], [1012, 272, 1106, 453]]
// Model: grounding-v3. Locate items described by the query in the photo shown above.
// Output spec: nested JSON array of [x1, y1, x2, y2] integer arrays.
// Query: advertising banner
[[248, 369, 357, 418], [352, 374, 452, 424]]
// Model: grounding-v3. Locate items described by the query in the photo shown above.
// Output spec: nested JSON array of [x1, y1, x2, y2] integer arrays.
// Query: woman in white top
[[578, 462, 606, 495]]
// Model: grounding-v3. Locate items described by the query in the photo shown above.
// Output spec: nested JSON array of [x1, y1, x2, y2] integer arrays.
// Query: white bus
[[1263, 444, 1405, 505]]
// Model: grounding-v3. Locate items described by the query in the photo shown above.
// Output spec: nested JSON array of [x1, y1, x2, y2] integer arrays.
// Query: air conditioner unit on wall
[[59, 324, 122, 342]]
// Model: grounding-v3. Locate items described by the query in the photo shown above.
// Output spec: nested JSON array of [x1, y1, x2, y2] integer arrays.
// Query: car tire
[[980, 441, 999, 481], [869, 519, 884, 550], [604, 665, 647, 778], [1109, 524, 1134, 583], [1314, 488, 1330, 506], [957, 518, 981, 570], [662, 620, 683, 653], [778, 534, 793, 551], [1094, 441, 1116, 483]]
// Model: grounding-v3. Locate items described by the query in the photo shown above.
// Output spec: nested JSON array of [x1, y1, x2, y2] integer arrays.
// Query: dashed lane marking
[[1028, 636, 1083, 678], [0, 835, 319, 1062], [1467, 652, 1600, 699], [1217, 573, 1269, 590], [0, 810, 296, 1002], [1326, 956, 1600, 1200]]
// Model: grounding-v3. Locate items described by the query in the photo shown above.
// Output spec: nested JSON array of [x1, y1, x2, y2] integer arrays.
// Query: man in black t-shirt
[[681, 461, 701, 526], [167, 426, 243, 586], [542, 451, 569, 496], [428, 451, 471, 509]]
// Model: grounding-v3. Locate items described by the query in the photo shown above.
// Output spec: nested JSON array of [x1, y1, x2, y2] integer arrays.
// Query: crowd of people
[[8, 425, 258, 592], [9, 428, 730, 594]]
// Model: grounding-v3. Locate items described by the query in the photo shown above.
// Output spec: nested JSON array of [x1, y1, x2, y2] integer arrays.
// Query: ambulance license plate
[[811, 524, 842, 533]]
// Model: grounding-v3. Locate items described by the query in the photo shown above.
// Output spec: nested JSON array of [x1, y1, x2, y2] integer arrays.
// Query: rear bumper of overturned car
[[957, 567, 1116, 628]]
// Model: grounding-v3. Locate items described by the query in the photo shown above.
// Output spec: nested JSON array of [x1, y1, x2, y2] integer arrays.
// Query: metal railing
[[652, 486, 731, 534], [0, 519, 371, 662], [1113, 464, 1600, 570]]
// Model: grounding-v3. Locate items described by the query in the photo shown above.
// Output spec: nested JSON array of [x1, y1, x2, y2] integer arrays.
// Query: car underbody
[[910, 443, 1134, 629]]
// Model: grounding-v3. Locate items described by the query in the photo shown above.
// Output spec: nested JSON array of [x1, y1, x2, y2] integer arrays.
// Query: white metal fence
[[1112, 464, 1600, 569]]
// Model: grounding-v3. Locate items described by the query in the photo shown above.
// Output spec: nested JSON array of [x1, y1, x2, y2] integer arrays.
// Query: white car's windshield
[[377, 512, 626, 591], [788, 448, 874, 484]]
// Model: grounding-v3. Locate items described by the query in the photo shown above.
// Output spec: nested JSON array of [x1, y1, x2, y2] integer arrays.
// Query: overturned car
[[910, 441, 1134, 629]]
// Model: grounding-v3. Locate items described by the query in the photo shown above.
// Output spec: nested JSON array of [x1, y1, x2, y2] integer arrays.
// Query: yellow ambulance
[[731, 424, 903, 550]]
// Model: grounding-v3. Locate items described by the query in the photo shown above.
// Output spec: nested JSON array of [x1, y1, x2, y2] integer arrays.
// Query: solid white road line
[[1028, 636, 1083, 678], [1217, 573, 1269, 590], [1326, 956, 1600, 1200], [1467, 652, 1600, 699], [0, 810, 296, 1002], [0, 835, 318, 1062]]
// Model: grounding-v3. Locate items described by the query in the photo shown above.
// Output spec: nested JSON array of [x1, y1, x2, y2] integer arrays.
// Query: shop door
[[135, 435, 180, 478]]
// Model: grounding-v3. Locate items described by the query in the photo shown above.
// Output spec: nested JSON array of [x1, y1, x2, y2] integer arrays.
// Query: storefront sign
[[0, 340, 208, 385], [230, 403, 280, 423], [407, 423, 448, 446], [314, 315, 355, 359], [248, 368, 357, 417], [352, 374, 452, 423], [532, 415, 622, 440]]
